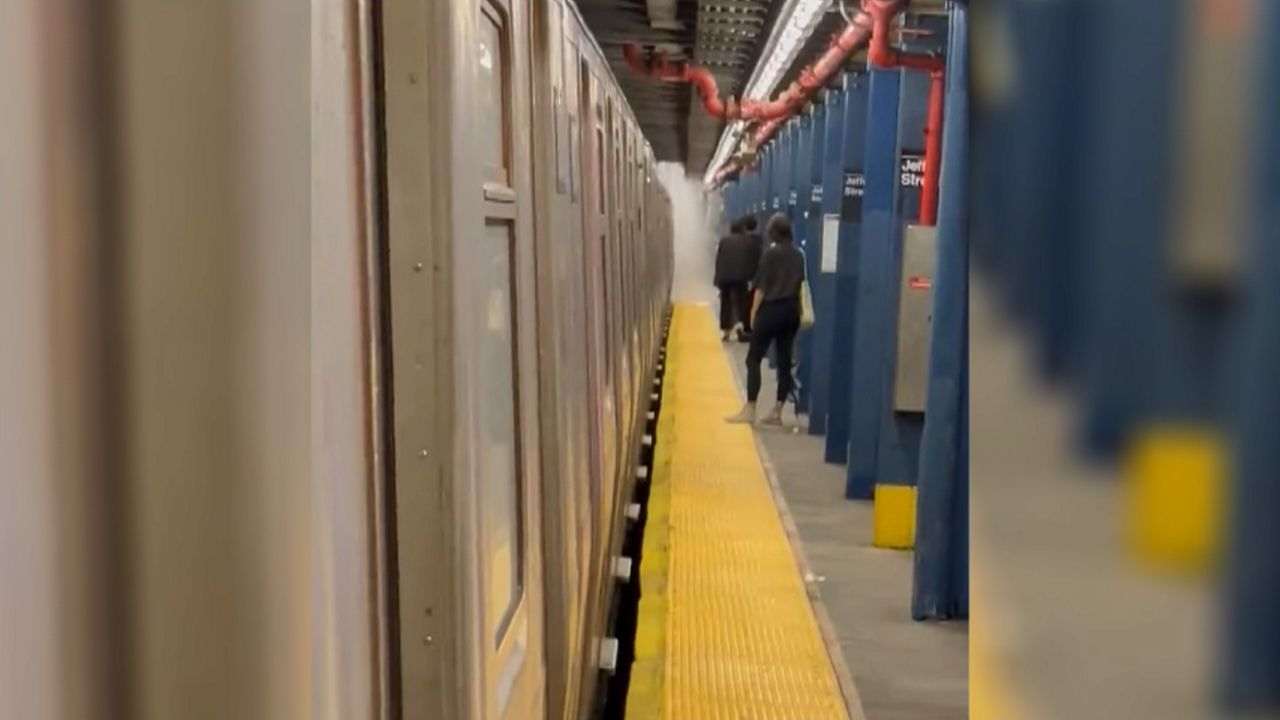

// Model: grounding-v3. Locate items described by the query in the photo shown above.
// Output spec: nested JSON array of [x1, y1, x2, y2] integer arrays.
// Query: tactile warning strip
[[627, 304, 850, 720]]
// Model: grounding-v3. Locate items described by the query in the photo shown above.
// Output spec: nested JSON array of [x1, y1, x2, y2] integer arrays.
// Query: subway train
[[376, 0, 673, 719], [2, 0, 668, 718]]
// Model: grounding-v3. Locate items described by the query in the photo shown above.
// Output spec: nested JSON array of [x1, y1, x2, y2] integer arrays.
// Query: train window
[[595, 100, 605, 215], [596, 127, 605, 214], [478, 218, 525, 647], [550, 2, 568, 194], [477, 5, 510, 185], [565, 42, 579, 202]]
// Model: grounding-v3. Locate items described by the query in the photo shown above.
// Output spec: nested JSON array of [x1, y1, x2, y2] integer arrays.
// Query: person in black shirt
[[728, 213, 805, 426], [740, 215, 763, 338], [713, 216, 761, 341]]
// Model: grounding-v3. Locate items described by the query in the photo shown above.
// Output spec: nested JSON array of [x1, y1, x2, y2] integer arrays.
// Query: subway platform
[[626, 304, 967, 720]]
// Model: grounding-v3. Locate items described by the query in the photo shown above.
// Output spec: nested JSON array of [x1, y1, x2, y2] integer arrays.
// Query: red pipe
[[919, 70, 945, 225], [700, 0, 947, 189], [623, 44, 729, 118], [863, 0, 945, 225], [622, 2, 883, 125]]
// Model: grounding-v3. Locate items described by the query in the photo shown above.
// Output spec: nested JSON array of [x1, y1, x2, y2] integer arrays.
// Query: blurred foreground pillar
[[912, 1, 969, 622], [1224, 1, 1280, 710]]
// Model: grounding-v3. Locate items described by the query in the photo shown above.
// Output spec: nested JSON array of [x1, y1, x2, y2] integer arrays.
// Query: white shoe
[[725, 404, 757, 424], [760, 405, 784, 426]]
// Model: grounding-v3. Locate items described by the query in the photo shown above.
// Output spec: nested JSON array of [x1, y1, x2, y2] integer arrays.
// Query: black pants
[[718, 282, 752, 332], [747, 298, 800, 403]]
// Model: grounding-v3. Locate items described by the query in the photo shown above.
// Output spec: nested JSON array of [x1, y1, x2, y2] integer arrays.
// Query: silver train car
[[379, 0, 673, 719], [2, 0, 669, 718]]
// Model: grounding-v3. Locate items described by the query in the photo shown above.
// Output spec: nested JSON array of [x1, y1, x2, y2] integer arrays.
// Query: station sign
[[841, 172, 865, 220], [899, 152, 926, 189]]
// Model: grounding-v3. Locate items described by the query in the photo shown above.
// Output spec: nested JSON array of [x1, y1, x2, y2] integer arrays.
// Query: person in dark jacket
[[713, 216, 762, 341], [727, 213, 805, 426], [741, 215, 763, 259]]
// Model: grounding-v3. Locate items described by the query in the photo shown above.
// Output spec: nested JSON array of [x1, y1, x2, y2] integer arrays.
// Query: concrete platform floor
[[717, 326, 969, 720]]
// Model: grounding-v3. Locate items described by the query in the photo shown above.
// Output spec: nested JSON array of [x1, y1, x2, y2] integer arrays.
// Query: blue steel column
[[747, 159, 757, 224], [808, 85, 846, 436], [724, 179, 738, 231], [797, 103, 826, 413], [791, 115, 810, 237], [869, 25, 937, 508], [823, 71, 872, 463], [1074, 0, 1179, 460], [771, 124, 790, 218], [912, 3, 968, 621], [1225, 1, 1280, 710], [790, 112, 813, 407], [1003, 0, 1088, 382], [761, 137, 775, 226], [844, 63, 902, 499]]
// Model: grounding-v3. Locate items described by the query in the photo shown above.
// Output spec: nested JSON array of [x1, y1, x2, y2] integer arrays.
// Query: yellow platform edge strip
[[626, 314, 680, 720], [627, 304, 850, 720]]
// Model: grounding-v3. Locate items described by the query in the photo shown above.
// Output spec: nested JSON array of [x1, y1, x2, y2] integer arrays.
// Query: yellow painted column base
[[873, 484, 917, 550], [1124, 424, 1225, 575]]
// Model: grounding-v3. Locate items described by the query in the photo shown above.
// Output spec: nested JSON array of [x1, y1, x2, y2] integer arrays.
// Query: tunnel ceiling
[[577, 0, 951, 173], [577, 0, 776, 169]]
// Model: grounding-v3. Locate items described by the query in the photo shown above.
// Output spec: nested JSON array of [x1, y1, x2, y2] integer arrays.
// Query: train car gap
[[596, 314, 670, 720]]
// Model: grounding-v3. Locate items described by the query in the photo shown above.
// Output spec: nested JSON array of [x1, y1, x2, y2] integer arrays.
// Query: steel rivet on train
[[419, 449, 428, 458], [414, 262, 424, 272]]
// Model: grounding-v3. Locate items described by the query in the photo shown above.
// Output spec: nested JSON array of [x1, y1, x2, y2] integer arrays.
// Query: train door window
[[595, 117, 605, 214], [564, 40, 579, 202], [474, 13, 539, 719], [477, 218, 524, 646], [550, 1, 568, 194], [475, 0, 526, 656], [477, 4, 509, 185]]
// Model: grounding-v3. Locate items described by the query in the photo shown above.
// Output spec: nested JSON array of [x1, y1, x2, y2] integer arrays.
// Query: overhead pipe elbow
[[863, 0, 943, 71], [864, 0, 901, 68], [683, 65, 728, 118], [624, 43, 731, 119]]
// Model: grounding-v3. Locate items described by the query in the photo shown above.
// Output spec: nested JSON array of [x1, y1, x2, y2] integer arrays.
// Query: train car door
[[381, 0, 546, 717], [472, 2, 546, 718]]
